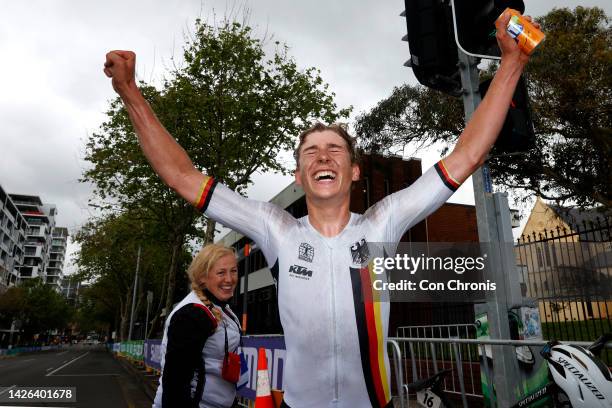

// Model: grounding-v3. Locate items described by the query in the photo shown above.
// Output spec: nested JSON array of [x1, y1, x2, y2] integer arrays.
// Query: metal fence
[[233, 332, 612, 408], [516, 216, 612, 341], [396, 325, 482, 407], [390, 336, 612, 408]]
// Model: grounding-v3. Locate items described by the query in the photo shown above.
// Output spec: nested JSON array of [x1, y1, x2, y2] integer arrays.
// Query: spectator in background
[[153, 244, 242, 408]]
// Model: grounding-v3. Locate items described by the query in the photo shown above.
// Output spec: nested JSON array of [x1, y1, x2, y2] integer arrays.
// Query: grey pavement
[[0, 345, 151, 408]]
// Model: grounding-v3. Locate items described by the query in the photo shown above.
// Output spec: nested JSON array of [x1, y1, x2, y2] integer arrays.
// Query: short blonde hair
[[293, 122, 359, 167], [187, 244, 236, 320]]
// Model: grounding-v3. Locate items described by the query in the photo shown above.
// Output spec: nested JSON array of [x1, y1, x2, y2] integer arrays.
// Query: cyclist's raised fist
[[104, 50, 136, 95]]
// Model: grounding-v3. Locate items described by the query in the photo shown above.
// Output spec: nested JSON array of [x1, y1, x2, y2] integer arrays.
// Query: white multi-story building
[[61, 276, 82, 304], [46, 227, 68, 290], [9, 194, 58, 288], [0, 186, 27, 293]]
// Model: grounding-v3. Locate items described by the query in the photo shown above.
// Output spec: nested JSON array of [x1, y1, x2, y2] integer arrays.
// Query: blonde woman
[[153, 244, 241, 408]]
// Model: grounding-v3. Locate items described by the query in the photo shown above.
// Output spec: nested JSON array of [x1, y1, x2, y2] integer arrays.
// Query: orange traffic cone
[[255, 347, 274, 408]]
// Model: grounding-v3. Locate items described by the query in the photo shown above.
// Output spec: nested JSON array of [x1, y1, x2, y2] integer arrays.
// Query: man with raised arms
[[104, 12, 538, 408]]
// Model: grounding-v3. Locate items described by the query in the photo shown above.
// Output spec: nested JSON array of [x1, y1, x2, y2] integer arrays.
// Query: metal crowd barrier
[[236, 341, 406, 408], [121, 334, 609, 408], [389, 336, 612, 408], [0, 344, 64, 356], [396, 323, 480, 405]]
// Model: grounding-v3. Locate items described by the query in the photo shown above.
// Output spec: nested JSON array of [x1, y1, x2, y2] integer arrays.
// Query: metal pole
[[241, 244, 250, 333], [8, 319, 16, 347], [145, 290, 153, 340], [387, 339, 406, 408], [452, 342, 469, 408], [457, 50, 520, 407], [128, 245, 141, 341]]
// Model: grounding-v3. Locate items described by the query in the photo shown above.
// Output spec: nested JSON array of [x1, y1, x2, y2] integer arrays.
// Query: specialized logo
[[289, 264, 313, 280], [298, 243, 314, 263], [556, 356, 605, 400], [350, 238, 370, 265]]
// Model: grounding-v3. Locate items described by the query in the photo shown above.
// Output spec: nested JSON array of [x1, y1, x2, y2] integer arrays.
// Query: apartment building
[[61, 276, 83, 305], [47, 227, 68, 289], [0, 186, 27, 292], [9, 194, 62, 288]]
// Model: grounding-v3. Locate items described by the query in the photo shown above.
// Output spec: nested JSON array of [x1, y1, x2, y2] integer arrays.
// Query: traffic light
[[479, 75, 535, 153], [401, 0, 462, 96], [452, 0, 524, 58]]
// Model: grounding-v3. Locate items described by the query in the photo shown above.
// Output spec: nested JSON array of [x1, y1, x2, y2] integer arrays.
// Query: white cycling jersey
[[196, 161, 459, 408]]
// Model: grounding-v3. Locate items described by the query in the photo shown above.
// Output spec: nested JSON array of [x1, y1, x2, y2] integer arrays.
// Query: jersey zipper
[[329, 247, 339, 402]]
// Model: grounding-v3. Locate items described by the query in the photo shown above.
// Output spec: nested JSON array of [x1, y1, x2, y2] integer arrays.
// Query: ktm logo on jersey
[[289, 264, 313, 280]]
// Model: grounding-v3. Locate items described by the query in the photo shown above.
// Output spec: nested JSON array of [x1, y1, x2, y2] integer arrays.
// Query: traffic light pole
[[457, 51, 522, 407], [241, 244, 251, 333]]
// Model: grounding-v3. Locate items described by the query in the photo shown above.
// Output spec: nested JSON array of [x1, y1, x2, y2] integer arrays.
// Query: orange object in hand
[[498, 8, 545, 55]]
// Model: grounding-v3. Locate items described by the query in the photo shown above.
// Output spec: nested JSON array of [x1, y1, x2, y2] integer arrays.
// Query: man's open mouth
[[314, 171, 337, 181]]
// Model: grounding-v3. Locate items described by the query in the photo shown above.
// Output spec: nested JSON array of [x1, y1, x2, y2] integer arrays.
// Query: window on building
[[536, 246, 544, 268], [544, 243, 552, 265]]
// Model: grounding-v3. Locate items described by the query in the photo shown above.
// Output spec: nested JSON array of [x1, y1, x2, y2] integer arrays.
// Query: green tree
[[71, 283, 115, 337], [0, 279, 73, 344], [73, 211, 184, 340], [0, 286, 26, 329], [83, 18, 350, 317], [356, 6, 611, 208]]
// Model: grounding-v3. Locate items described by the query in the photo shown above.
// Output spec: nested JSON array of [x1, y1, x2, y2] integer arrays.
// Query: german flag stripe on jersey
[[350, 265, 392, 408], [194, 176, 217, 212], [434, 160, 460, 192]]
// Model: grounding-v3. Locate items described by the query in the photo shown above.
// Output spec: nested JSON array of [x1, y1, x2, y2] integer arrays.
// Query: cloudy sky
[[0, 0, 609, 272]]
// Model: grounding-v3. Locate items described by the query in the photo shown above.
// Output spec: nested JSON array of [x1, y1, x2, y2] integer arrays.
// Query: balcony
[[47, 263, 63, 271], [46, 276, 60, 284], [24, 253, 43, 261], [19, 267, 34, 277], [46, 271, 63, 278], [11, 198, 41, 207]]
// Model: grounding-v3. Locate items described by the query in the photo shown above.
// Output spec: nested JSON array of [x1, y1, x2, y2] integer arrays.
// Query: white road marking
[[51, 374, 119, 377], [45, 352, 89, 376], [46, 366, 55, 372], [0, 385, 17, 396], [56, 350, 69, 356]]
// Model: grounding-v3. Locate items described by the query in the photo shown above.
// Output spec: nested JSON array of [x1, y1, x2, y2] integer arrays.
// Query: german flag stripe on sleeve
[[350, 266, 392, 408], [194, 176, 217, 212], [434, 160, 461, 192]]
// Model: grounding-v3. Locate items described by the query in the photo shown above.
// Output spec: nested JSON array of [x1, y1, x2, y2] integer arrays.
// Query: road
[[0, 345, 151, 407]]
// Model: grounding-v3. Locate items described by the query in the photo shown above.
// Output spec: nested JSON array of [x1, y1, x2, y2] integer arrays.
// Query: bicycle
[[405, 368, 456, 408]]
